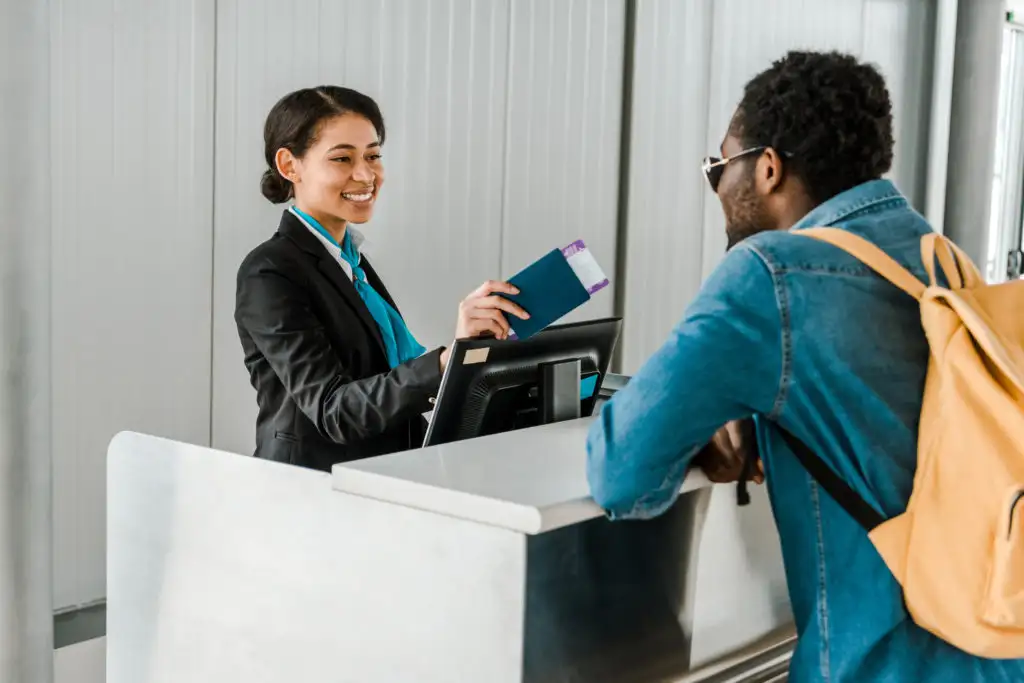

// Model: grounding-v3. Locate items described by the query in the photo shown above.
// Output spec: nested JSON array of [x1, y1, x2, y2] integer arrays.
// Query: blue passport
[[505, 248, 592, 339]]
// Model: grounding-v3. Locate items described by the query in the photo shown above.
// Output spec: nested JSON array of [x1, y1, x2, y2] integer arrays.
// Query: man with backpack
[[587, 50, 1024, 682]]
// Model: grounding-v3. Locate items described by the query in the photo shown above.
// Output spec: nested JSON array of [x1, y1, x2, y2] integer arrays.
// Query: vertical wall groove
[[208, 0, 220, 448], [610, 0, 637, 372], [50, 0, 216, 609], [1, 0, 54, 678], [497, 0, 515, 278]]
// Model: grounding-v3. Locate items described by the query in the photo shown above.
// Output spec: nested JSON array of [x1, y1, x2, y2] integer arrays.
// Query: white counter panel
[[108, 432, 527, 683], [333, 418, 710, 534]]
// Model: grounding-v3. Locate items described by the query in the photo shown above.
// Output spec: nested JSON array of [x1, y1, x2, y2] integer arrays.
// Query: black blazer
[[235, 210, 443, 471]]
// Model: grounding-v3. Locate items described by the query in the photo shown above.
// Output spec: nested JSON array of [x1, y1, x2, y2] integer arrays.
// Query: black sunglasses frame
[[701, 146, 770, 193], [702, 146, 795, 193]]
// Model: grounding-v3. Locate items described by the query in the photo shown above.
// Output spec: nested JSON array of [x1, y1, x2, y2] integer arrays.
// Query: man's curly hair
[[731, 50, 894, 205]]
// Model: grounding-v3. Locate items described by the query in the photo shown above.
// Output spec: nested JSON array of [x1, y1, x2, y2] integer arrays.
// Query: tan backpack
[[785, 228, 1024, 658]]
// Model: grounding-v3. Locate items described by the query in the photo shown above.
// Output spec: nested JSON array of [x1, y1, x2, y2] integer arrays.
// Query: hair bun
[[260, 169, 292, 204]]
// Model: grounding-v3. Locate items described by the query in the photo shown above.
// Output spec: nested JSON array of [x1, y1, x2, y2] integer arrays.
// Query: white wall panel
[[211, 0, 511, 456], [50, 0, 215, 608], [501, 0, 625, 323], [211, 0, 626, 455], [697, 0, 868, 282], [623, 0, 937, 373], [619, 0, 713, 373], [355, 0, 511, 349], [862, 0, 937, 210]]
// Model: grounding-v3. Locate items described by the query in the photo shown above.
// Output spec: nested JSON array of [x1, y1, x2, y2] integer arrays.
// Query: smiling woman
[[235, 86, 530, 471], [260, 87, 386, 224]]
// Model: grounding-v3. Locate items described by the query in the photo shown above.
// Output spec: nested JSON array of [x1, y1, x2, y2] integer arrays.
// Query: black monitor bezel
[[422, 317, 622, 448]]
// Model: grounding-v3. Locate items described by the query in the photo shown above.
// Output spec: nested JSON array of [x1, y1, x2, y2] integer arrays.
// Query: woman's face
[[277, 113, 384, 226]]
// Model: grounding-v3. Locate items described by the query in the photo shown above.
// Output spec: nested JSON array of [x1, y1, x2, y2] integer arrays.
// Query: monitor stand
[[538, 359, 582, 425]]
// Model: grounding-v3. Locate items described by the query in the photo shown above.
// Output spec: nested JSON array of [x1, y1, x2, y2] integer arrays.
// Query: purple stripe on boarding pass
[[561, 239, 587, 258], [586, 279, 610, 296]]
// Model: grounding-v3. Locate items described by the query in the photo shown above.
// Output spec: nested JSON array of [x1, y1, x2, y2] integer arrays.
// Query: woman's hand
[[440, 280, 530, 371], [455, 280, 530, 340]]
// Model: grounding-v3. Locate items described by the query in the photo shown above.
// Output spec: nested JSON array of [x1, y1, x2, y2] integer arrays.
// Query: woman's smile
[[341, 185, 375, 205]]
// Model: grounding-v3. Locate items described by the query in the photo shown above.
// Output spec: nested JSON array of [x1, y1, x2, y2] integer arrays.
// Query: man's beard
[[726, 222, 763, 251], [724, 173, 772, 250]]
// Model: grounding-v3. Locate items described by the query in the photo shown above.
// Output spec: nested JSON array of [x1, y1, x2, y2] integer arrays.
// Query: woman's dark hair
[[261, 86, 386, 203], [731, 50, 894, 205]]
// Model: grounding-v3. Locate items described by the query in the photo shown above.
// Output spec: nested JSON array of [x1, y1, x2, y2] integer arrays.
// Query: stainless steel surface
[[54, 601, 106, 649], [0, 0, 54, 680], [599, 372, 631, 395], [671, 626, 795, 683], [685, 486, 790, 667], [523, 488, 712, 682]]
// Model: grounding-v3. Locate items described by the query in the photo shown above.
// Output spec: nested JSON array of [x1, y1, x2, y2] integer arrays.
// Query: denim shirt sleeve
[[586, 244, 785, 519]]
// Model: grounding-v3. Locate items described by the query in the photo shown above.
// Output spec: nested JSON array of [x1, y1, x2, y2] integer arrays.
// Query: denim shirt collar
[[789, 179, 906, 232]]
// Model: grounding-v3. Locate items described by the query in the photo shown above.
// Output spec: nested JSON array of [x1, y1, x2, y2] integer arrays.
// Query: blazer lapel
[[361, 258, 400, 313], [278, 212, 387, 356]]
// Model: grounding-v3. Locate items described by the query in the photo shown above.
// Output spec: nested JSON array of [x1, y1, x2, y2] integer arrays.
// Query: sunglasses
[[701, 146, 769, 193], [702, 146, 793, 193]]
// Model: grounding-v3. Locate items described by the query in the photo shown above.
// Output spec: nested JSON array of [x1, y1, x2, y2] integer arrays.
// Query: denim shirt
[[587, 180, 1024, 682]]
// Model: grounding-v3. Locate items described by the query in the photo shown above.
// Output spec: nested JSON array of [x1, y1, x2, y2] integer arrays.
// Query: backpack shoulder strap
[[777, 429, 886, 532], [919, 233, 985, 290], [798, 227, 926, 300]]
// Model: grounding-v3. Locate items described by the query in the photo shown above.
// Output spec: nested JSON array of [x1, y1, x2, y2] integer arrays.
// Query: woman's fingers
[[462, 292, 529, 319], [468, 307, 511, 338], [466, 298, 526, 329], [470, 280, 519, 299], [466, 317, 505, 339], [477, 295, 530, 320]]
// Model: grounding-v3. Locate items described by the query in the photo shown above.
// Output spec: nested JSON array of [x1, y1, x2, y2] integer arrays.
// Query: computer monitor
[[423, 318, 622, 447]]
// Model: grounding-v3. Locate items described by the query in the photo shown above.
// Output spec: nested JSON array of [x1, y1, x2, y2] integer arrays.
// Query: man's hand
[[693, 418, 764, 484]]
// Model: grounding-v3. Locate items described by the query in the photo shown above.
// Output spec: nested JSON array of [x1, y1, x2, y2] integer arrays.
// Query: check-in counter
[[107, 416, 790, 682]]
